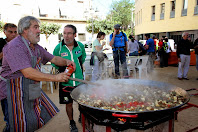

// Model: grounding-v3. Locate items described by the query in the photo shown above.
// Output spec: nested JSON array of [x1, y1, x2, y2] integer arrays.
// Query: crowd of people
[[0, 16, 198, 132]]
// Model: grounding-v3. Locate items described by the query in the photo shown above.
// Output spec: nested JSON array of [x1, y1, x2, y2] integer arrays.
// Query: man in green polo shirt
[[52, 25, 86, 132]]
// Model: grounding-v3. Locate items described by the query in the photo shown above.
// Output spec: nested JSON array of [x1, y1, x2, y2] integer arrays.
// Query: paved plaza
[[0, 65, 198, 132]]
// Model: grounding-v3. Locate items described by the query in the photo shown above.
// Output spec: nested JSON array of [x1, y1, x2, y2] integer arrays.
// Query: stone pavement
[[0, 66, 198, 132]]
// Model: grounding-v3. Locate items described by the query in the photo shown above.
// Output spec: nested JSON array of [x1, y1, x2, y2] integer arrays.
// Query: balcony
[[181, 9, 187, 16], [170, 11, 175, 18], [151, 14, 155, 21], [194, 5, 198, 15], [160, 13, 164, 20]]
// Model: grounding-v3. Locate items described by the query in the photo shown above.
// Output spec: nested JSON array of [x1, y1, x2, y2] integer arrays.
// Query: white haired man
[[176, 32, 194, 80]]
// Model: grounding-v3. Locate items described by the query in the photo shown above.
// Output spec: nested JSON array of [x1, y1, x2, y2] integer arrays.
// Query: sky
[[93, 0, 135, 17], [93, 0, 112, 16]]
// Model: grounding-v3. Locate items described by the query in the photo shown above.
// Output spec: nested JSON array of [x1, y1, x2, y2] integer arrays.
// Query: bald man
[[176, 32, 194, 80]]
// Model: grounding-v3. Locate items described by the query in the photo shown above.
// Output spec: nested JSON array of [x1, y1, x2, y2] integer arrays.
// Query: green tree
[[86, 19, 113, 35], [108, 0, 134, 36], [40, 22, 61, 39], [0, 21, 5, 32], [85, 0, 134, 37]]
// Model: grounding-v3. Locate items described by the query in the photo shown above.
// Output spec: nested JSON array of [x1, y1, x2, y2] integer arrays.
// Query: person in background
[[52, 24, 86, 132], [152, 35, 158, 53], [0, 23, 18, 68], [0, 16, 75, 132], [90, 31, 106, 81], [109, 24, 128, 79], [158, 38, 165, 68], [144, 34, 155, 72], [164, 38, 172, 67], [128, 35, 139, 56], [176, 32, 194, 80], [0, 23, 17, 132], [194, 38, 198, 80]]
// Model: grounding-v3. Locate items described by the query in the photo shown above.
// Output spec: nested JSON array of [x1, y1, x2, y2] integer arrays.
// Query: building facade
[[0, 0, 99, 53], [135, 0, 198, 44]]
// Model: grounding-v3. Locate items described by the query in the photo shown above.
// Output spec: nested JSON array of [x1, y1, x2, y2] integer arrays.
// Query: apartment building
[[135, 0, 198, 44]]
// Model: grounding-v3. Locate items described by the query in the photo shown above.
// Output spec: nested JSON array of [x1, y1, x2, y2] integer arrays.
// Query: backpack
[[163, 42, 168, 52], [111, 31, 127, 51]]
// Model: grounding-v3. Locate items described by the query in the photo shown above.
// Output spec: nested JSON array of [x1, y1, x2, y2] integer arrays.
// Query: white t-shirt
[[166, 42, 171, 53], [128, 40, 139, 53]]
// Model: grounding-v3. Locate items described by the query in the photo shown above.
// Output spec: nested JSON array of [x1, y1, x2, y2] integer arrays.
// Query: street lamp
[[90, 7, 99, 40]]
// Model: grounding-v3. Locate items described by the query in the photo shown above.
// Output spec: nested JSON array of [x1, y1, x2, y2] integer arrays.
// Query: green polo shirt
[[52, 40, 86, 87]]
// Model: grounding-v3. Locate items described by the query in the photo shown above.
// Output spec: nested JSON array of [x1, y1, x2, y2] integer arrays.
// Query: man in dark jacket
[[0, 23, 17, 132], [176, 32, 194, 80], [0, 23, 17, 67], [194, 38, 198, 80]]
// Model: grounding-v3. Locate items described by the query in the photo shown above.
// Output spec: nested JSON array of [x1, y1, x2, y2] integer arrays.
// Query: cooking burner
[[79, 105, 174, 131]]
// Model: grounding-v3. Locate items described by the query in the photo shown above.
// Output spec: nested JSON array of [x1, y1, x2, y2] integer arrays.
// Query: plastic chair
[[106, 55, 114, 78], [136, 55, 149, 78], [40, 64, 54, 93], [127, 56, 138, 78]]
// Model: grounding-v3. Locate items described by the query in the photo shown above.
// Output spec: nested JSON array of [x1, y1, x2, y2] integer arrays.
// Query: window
[[137, 12, 139, 25], [140, 9, 142, 24], [78, 33, 86, 41], [151, 6, 155, 21], [195, 0, 198, 15], [39, 8, 48, 17], [171, 0, 176, 11], [170, 1, 176, 18], [152, 6, 155, 15], [182, 0, 188, 16], [160, 3, 165, 20], [59, 8, 67, 18], [183, 0, 188, 9], [161, 3, 165, 13], [139, 11, 140, 24], [77, 1, 83, 3]]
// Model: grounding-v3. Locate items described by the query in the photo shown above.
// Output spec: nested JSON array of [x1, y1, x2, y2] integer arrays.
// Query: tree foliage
[[86, 19, 113, 35], [0, 21, 5, 33], [85, 0, 134, 37], [40, 22, 61, 39], [109, 0, 134, 31]]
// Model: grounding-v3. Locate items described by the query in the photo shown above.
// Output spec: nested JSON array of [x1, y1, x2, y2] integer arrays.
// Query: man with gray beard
[[0, 16, 75, 132]]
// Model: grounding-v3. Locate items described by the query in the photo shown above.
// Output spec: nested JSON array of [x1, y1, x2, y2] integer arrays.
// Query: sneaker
[[178, 77, 183, 80], [183, 78, 189, 80], [70, 123, 78, 132]]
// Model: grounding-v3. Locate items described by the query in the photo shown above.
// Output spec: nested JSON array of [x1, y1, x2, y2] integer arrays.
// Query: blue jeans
[[1, 98, 9, 132], [113, 50, 128, 77], [129, 51, 139, 56]]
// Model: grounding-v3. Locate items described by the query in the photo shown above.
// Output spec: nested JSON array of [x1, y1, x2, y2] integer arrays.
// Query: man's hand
[[178, 58, 181, 62], [113, 29, 117, 36], [55, 72, 71, 82], [66, 59, 76, 70], [51, 56, 76, 70]]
